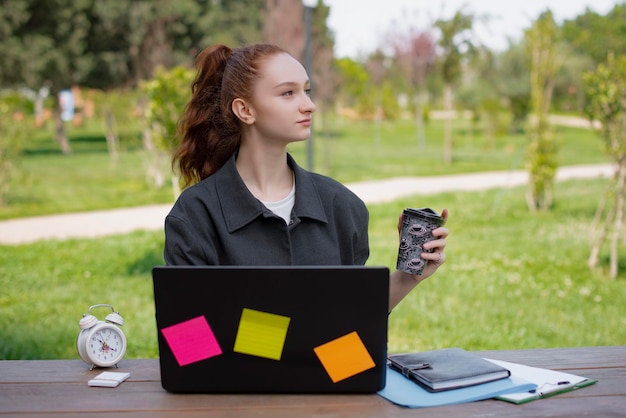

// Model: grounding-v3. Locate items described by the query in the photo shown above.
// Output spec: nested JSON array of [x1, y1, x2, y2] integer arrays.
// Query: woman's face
[[245, 52, 316, 146]]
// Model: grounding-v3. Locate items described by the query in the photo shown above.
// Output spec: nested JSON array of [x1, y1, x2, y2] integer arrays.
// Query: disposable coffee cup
[[396, 208, 444, 275]]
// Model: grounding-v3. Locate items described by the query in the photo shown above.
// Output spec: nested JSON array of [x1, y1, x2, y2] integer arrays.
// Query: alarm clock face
[[83, 324, 127, 367]]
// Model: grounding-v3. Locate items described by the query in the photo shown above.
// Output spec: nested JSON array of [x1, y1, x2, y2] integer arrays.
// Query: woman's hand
[[397, 208, 449, 283]]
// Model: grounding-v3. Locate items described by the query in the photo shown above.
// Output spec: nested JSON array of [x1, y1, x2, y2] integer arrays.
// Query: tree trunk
[[55, 112, 71, 155], [443, 83, 453, 164], [103, 108, 120, 163], [415, 91, 426, 149], [588, 188, 608, 269], [610, 162, 626, 278], [374, 88, 382, 145]]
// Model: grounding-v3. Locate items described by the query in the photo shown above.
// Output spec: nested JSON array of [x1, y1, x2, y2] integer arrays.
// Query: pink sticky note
[[160, 316, 222, 366]]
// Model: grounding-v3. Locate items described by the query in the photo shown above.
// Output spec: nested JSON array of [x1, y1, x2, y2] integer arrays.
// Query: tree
[[140, 65, 195, 196], [434, 9, 476, 164], [0, 0, 91, 89], [0, 0, 206, 155], [551, 52, 594, 114], [584, 54, 626, 279], [93, 0, 203, 88], [364, 50, 388, 142], [264, 0, 304, 58], [390, 29, 436, 148], [562, 4, 626, 66], [197, 0, 265, 48], [308, 0, 337, 117], [0, 91, 33, 206], [496, 41, 531, 134], [524, 10, 566, 212], [0, 0, 95, 154], [335, 57, 370, 113], [0, 0, 268, 91]]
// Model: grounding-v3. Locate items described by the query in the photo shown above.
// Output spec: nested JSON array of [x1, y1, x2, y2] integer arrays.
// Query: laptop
[[152, 265, 389, 393]]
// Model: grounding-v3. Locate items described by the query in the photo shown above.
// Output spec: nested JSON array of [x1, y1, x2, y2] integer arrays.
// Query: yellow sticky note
[[233, 308, 291, 360], [313, 331, 376, 383]]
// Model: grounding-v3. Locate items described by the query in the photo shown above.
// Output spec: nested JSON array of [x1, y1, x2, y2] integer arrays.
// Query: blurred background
[[2, 0, 626, 207], [1, 0, 625, 360]]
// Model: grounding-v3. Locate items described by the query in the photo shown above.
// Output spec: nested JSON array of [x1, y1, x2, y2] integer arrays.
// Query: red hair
[[174, 43, 287, 187]]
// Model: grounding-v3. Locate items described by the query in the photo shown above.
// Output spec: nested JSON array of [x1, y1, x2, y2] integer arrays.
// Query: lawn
[[1, 116, 609, 219], [1, 177, 624, 360], [1, 116, 623, 360]]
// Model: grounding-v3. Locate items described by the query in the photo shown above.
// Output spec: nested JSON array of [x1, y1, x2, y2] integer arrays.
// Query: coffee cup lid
[[403, 208, 444, 224]]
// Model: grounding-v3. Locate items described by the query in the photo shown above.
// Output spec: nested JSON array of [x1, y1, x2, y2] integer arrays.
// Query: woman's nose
[[302, 94, 316, 113]]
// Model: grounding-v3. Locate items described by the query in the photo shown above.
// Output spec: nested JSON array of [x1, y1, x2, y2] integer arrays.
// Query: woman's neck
[[236, 142, 293, 202]]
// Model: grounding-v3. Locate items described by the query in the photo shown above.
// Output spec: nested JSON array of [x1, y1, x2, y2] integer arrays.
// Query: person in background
[[163, 43, 449, 311]]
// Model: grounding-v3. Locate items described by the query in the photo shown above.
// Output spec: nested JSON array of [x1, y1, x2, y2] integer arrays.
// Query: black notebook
[[388, 348, 511, 392]]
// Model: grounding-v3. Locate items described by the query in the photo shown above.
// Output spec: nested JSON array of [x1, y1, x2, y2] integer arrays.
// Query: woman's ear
[[232, 98, 255, 125]]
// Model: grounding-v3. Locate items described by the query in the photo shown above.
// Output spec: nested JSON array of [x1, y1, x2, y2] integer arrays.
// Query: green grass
[[289, 118, 608, 181], [1, 116, 609, 219], [0, 115, 622, 360], [370, 179, 626, 352], [1, 178, 624, 359], [2, 119, 174, 220]]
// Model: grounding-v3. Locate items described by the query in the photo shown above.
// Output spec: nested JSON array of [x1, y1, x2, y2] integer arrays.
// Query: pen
[[529, 381, 571, 394]]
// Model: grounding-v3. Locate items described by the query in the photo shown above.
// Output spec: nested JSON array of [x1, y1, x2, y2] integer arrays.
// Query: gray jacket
[[164, 152, 369, 266]]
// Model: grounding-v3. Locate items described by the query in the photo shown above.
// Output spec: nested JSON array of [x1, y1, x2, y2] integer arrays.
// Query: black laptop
[[152, 265, 389, 393]]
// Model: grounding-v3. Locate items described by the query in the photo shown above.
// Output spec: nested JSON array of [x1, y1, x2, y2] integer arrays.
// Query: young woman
[[164, 43, 449, 311]]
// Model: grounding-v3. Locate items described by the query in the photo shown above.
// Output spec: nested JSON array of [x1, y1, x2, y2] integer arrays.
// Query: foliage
[[387, 29, 436, 146], [434, 8, 477, 165], [1, 178, 625, 360], [495, 41, 531, 133], [3, 0, 626, 136], [524, 10, 565, 212], [434, 9, 476, 85], [140, 65, 194, 192], [201, 0, 266, 48], [552, 52, 594, 114], [0, 0, 91, 90], [140, 66, 194, 154], [583, 55, 626, 158], [0, 0, 263, 91], [456, 47, 511, 145], [584, 54, 626, 278], [562, 3, 626, 65], [0, 94, 31, 205], [309, 0, 336, 112], [335, 57, 372, 112]]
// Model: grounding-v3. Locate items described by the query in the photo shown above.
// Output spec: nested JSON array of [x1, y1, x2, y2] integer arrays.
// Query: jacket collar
[[216, 151, 328, 233]]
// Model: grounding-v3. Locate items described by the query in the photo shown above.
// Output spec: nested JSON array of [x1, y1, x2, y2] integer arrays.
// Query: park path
[[0, 163, 612, 245]]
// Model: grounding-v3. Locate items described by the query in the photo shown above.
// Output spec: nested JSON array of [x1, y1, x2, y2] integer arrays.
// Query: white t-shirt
[[261, 181, 296, 224]]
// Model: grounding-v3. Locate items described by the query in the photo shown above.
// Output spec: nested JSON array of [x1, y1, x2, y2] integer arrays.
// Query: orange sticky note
[[313, 331, 376, 383]]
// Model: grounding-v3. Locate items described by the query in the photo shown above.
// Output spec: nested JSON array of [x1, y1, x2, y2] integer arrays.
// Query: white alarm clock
[[76, 304, 127, 369]]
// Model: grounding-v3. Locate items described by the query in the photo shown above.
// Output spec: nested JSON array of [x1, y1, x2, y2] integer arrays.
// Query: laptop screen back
[[152, 265, 389, 393]]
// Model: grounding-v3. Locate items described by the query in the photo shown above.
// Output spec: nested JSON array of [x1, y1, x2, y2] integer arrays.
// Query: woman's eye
[[282, 90, 294, 96], [305, 89, 312, 96]]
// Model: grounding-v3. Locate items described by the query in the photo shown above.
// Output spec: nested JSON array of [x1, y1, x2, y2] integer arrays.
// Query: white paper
[[88, 371, 131, 388], [484, 358, 588, 402]]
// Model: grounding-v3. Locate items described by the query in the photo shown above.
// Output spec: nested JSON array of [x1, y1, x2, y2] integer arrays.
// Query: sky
[[322, 0, 624, 58]]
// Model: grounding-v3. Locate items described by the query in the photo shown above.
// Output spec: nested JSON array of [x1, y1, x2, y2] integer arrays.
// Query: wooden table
[[1, 346, 624, 417]]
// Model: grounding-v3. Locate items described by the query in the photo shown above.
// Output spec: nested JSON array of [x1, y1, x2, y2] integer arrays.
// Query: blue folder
[[378, 366, 537, 408]]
